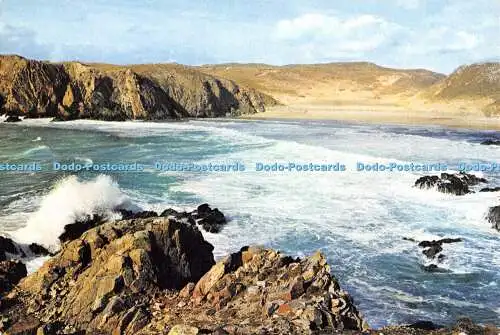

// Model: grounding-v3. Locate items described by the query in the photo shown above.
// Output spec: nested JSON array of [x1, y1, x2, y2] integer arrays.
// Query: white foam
[[12, 175, 133, 250]]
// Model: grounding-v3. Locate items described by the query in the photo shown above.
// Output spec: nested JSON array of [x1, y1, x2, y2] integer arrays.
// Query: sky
[[0, 0, 499, 73]]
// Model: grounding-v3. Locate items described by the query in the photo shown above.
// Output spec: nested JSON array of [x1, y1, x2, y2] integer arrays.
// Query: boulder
[[414, 172, 487, 195], [118, 209, 158, 220], [486, 206, 500, 232], [480, 187, 500, 192], [160, 204, 227, 233], [192, 204, 227, 233], [4, 115, 21, 123], [480, 139, 500, 146], [2, 217, 215, 334], [0, 260, 27, 294], [58, 213, 106, 243], [0, 236, 22, 261]]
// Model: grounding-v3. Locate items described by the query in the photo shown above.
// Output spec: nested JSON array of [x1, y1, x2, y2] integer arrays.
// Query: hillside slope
[[424, 62, 500, 116], [0, 55, 277, 121], [199, 62, 445, 106]]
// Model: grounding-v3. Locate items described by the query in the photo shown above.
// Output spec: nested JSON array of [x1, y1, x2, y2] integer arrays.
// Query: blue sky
[[0, 0, 498, 73]]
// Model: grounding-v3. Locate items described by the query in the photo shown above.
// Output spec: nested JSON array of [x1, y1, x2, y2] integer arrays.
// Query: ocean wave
[[12, 175, 136, 250]]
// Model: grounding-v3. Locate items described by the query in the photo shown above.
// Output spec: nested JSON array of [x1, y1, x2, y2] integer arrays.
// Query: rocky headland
[[0, 205, 497, 334], [0, 55, 277, 121]]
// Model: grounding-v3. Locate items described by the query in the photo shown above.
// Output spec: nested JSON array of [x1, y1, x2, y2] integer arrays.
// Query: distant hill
[[0, 55, 277, 121], [199, 62, 445, 105], [200, 62, 500, 116], [424, 63, 500, 116]]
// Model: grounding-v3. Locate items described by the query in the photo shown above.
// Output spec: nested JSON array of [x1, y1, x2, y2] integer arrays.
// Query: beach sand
[[243, 103, 500, 131]]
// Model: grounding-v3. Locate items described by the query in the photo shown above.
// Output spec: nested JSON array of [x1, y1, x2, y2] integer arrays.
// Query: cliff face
[[0, 55, 277, 121]]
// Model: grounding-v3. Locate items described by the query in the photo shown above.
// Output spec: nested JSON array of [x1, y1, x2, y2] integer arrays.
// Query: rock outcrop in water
[[486, 206, 500, 232], [414, 172, 487, 195], [0, 55, 277, 121]]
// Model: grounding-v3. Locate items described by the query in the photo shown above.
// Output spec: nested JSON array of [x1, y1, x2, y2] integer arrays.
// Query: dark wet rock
[[0, 260, 27, 294], [422, 245, 442, 259], [58, 214, 106, 243], [4, 115, 21, 123], [160, 204, 227, 233], [118, 209, 158, 220], [407, 320, 444, 330], [193, 204, 227, 233], [480, 139, 500, 146], [417, 238, 463, 249], [421, 264, 450, 273], [414, 172, 487, 196], [480, 187, 500, 192], [486, 205, 500, 232], [0, 236, 21, 261], [28, 243, 52, 257], [417, 238, 462, 261], [2, 216, 215, 334]]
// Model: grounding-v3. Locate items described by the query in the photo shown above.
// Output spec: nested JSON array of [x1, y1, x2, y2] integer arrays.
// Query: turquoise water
[[0, 118, 499, 327]]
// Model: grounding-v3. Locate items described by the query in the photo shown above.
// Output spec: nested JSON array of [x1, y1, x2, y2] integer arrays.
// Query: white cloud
[[396, 0, 421, 10], [274, 13, 402, 58]]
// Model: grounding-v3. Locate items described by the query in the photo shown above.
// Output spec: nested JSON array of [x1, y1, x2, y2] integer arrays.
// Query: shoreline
[[241, 105, 500, 131]]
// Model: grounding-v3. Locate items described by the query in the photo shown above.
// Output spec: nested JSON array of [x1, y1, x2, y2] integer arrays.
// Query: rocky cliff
[[0, 55, 277, 121]]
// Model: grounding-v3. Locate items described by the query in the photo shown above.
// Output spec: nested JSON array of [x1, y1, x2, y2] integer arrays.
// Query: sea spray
[[12, 175, 134, 250]]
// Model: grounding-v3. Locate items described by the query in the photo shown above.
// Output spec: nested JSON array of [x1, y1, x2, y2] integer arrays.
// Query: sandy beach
[[243, 104, 500, 131]]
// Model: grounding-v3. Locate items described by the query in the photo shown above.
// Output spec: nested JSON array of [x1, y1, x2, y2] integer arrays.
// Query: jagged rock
[[480, 139, 500, 145], [0, 236, 22, 261], [480, 187, 500, 192], [169, 246, 366, 333], [160, 204, 227, 233], [417, 238, 462, 260], [58, 213, 106, 243], [4, 115, 21, 122], [0, 260, 27, 294], [486, 206, 500, 232], [29, 243, 52, 257], [0, 55, 277, 121], [407, 320, 443, 330], [2, 217, 215, 334], [414, 172, 487, 195], [118, 209, 158, 220]]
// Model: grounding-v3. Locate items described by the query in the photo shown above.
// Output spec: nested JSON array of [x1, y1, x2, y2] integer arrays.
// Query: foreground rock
[[486, 206, 500, 232], [480, 139, 500, 146], [4, 115, 21, 123], [414, 172, 487, 195], [1, 217, 215, 334], [0, 55, 277, 121], [0, 216, 368, 334], [404, 237, 463, 272]]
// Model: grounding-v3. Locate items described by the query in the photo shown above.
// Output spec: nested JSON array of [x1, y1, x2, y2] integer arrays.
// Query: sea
[[0, 117, 499, 328]]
